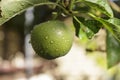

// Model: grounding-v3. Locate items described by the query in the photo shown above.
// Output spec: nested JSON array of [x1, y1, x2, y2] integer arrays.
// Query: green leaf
[[83, 0, 113, 17], [0, 0, 51, 25], [73, 17, 84, 37], [79, 20, 94, 39], [88, 14, 120, 68], [73, 16, 96, 40], [73, 2, 90, 13], [89, 13, 120, 42], [102, 18, 120, 42], [107, 18, 120, 41], [79, 28, 89, 44], [73, 16, 101, 39], [73, 17, 89, 44], [106, 31, 120, 68], [82, 20, 101, 34]]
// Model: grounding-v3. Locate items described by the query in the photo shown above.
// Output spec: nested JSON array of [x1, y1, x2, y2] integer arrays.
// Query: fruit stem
[[35, 2, 70, 15], [52, 0, 60, 9], [69, 0, 75, 11], [73, 16, 81, 24]]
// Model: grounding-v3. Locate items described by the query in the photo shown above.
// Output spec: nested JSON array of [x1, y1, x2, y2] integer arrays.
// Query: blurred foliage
[[87, 51, 107, 69]]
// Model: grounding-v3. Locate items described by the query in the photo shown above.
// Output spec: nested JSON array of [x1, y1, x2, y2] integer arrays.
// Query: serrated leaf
[[83, 0, 113, 17], [0, 0, 50, 25], [106, 31, 120, 68]]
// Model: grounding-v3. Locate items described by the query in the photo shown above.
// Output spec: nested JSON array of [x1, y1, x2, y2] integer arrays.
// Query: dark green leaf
[[83, 0, 113, 17], [73, 16, 101, 37], [73, 16, 95, 39], [106, 31, 120, 68], [0, 0, 51, 25], [82, 20, 101, 34], [73, 16, 89, 44], [73, 17, 84, 37], [73, 2, 90, 13]]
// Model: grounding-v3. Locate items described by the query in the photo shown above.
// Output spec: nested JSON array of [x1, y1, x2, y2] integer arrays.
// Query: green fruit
[[31, 20, 74, 59]]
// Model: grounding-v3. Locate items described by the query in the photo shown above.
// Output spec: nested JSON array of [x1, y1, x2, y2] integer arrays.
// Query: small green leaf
[[106, 31, 120, 68], [0, 0, 51, 25], [79, 28, 89, 44], [73, 16, 95, 39], [73, 17, 89, 44], [81, 24, 94, 39], [83, 0, 113, 17], [82, 20, 101, 34], [73, 17, 84, 37], [73, 16, 101, 38]]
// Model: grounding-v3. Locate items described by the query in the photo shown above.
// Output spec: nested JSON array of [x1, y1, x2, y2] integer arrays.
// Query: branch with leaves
[[0, 0, 120, 68]]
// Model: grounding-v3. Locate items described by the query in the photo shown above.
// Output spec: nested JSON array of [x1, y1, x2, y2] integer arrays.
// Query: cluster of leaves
[[0, 0, 120, 68]]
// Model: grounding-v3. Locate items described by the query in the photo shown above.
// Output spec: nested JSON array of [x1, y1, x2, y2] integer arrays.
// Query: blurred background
[[0, 0, 120, 80]]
